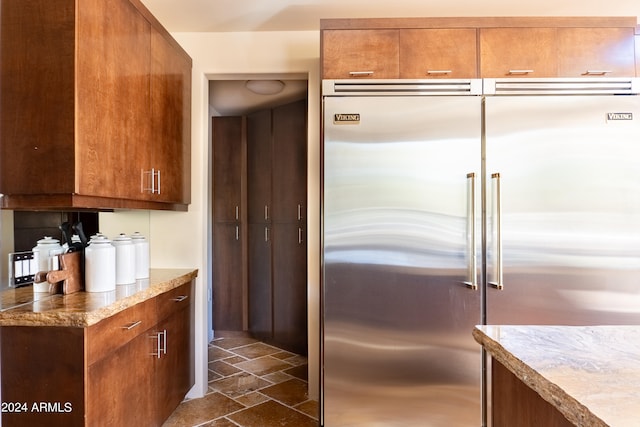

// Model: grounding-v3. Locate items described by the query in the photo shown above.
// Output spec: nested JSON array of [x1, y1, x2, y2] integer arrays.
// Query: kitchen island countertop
[[0, 268, 198, 327], [473, 325, 640, 427]]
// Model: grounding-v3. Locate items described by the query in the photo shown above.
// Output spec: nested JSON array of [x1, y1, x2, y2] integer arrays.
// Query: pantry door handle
[[489, 173, 504, 290], [463, 173, 478, 290]]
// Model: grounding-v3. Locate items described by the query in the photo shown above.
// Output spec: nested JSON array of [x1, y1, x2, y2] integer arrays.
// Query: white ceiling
[[139, 0, 640, 115]]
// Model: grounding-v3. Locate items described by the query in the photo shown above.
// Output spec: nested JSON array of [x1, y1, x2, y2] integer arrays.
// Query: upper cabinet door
[[480, 27, 558, 78], [213, 116, 245, 223], [150, 28, 192, 204], [400, 29, 478, 78], [557, 27, 636, 77], [76, 0, 152, 200], [322, 29, 399, 79]]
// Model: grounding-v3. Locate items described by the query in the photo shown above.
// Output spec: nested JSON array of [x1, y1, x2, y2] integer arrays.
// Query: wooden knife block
[[46, 251, 84, 294]]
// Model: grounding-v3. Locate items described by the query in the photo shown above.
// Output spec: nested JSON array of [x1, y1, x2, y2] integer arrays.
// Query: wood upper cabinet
[[322, 18, 638, 80], [149, 28, 192, 205], [76, 0, 152, 201], [322, 28, 478, 79], [399, 29, 478, 78], [557, 27, 636, 77], [480, 27, 558, 77], [213, 116, 245, 223], [322, 29, 399, 79], [480, 26, 636, 77], [0, 0, 192, 211], [247, 109, 273, 224], [271, 100, 307, 222]]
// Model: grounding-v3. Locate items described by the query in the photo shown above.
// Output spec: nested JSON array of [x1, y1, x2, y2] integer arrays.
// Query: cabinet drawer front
[[157, 281, 193, 320], [87, 298, 157, 365]]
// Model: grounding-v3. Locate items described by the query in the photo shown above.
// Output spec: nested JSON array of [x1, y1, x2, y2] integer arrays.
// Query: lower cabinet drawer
[[156, 282, 192, 320], [86, 298, 157, 365]]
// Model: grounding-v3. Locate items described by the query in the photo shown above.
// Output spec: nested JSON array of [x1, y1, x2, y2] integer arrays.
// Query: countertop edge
[[473, 326, 608, 427], [0, 269, 198, 328]]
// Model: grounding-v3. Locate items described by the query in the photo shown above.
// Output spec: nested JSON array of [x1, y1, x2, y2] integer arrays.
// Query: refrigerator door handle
[[489, 173, 504, 290], [463, 173, 478, 290]]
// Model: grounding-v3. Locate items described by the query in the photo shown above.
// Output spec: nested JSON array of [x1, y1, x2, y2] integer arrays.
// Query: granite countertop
[[473, 325, 640, 427], [0, 268, 198, 327]]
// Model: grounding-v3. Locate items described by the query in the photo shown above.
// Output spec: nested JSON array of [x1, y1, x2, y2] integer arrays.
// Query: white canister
[[32, 237, 63, 291], [131, 232, 149, 279], [84, 236, 116, 292], [112, 234, 136, 285]]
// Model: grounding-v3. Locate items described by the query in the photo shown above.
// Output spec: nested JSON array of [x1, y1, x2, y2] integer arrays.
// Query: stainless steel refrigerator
[[322, 78, 640, 427]]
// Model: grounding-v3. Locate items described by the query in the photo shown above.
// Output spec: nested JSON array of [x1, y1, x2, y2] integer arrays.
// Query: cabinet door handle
[[235, 225, 239, 241], [508, 69, 534, 75], [585, 70, 612, 75], [298, 227, 303, 244], [172, 295, 188, 302], [297, 204, 303, 221], [264, 226, 269, 242], [264, 205, 269, 221], [141, 168, 161, 194], [349, 71, 374, 77], [151, 332, 162, 358], [161, 329, 167, 356], [426, 70, 452, 75], [122, 320, 142, 330], [235, 205, 239, 220]]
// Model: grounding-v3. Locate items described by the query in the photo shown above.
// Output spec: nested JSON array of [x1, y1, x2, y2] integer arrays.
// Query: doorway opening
[[209, 75, 309, 355]]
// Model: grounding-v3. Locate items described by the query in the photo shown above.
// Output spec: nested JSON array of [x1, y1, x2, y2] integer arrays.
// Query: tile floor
[[162, 334, 319, 427]]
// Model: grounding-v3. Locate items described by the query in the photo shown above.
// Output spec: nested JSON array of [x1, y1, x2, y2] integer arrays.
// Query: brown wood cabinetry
[[322, 29, 399, 79], [0, 281, 195, 427], [212, 117, 247, 331], [321, 17, 638, 80], [399, 29, 478, 78], [480, 26, 636, 77], [213, 100, 307, 355], [247, 101, 308, 355], [0, 0, 192, 211], [322, 28, 478, 79], [480, 27, 558, 77], [491, 358, 573, 427]]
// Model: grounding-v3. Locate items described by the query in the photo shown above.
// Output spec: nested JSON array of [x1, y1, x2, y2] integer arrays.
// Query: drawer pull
[[172, 295, 188, 302], [508, 69, 534, 75], [122, 320, 142, 330], [349, 71, 374, 76], [426, 70, 452, 75], [584, 70, 612, 75]]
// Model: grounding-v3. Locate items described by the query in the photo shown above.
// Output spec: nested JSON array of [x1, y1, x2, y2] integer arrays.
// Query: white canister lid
[[36, 236, 61, 246], [130, 232, 147, 242], [112, 233, 133, 245], [88, 236, 111, 246]]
